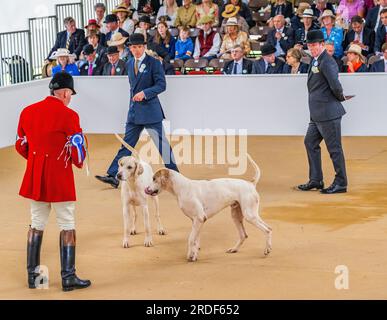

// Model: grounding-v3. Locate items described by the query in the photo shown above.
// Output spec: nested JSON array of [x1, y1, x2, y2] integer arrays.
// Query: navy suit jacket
[[270, 2, 293, 18], [369, 59, 386, 72], [223, 59, 253, 74], [307, 50, 346, 122], [252, 58, 285, 74], [267, 27, 295, 55], [365, 5, 383, 31], [126, 55, 166, 125], [102, 60, 128, 76], [48, 29, 86, 60], [79, 59, 104, 76], [374, 25, 387, 53], [282, 62, 309, 74], [342, 27, 375, 56]]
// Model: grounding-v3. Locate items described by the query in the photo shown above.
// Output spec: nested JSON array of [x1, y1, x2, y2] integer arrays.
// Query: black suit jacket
[[374, 24, 387, 53], [267, 26, 295, 55], [79, 60, 104, 76], [369, 59, 386, 72], [105, 29, 130, 43], [295, 25, 319, 49], [48, 29, 86, 60], [342, 27, 375, 56], [282, 62, 309, 74], [311, 3, 335, 19], [252, 57, 285, 74], [270, 2, 293, 18], [365, 5, 383, 31], [102, 60, 128, 75], [307, 50, 346, 122], [223, 59, 253, 74]]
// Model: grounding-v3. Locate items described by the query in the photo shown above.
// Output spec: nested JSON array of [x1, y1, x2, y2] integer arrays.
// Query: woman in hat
[[219, 17, 250, 59], [51, 48, 80, 76], [156, 0, 179, 27], [220, 0, 254, 27], [153, 21, 176, 59], [336, 0, 365, 26], [283, 47, 309, 74], [343, 43, 368, 72], [220, 4, 250, 34], [107, 32, 130, 62], [320, 9, 344, 58], [290, 2, 311, 31], [85, 19, 107, 46], [113, 4, 135, 35], [134, 15, 153, 41], [294, 8, 319, 50], [196, 0, 219, 27]]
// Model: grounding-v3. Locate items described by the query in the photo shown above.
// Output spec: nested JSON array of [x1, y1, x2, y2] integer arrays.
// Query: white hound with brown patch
[[115, 134, 165, 248], [145, 155, 272, 262]]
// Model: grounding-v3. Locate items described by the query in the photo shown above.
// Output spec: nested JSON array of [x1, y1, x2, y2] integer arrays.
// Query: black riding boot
[[27, 227, 44, 289], [60, 230, 91, 292]]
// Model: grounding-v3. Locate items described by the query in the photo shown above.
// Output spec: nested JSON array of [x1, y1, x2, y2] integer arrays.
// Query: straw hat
[[198, 15, 214, 25], [107, 32, 128, 46], [222, 4, 240, 18], [319, 9, 336, 22], [49, 48, 76, 60], [112, 4, 130, 14], [347, 44, 365, 61], [225, 17, 239, 27], [301, 9, 315, 19]]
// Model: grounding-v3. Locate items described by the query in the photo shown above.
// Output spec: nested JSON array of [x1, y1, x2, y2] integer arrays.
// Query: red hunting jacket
[[15, 96, 85, 202]]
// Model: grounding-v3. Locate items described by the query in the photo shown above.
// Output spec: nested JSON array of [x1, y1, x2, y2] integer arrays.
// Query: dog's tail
[[247, 153, 261, 186], [114, 134, 140, 160]]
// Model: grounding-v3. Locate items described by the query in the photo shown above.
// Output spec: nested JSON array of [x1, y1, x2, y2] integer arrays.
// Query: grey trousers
[[304, 117, 348, 186]]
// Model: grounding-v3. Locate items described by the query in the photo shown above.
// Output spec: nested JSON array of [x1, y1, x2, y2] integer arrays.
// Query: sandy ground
[[1, 135, 387, 300]]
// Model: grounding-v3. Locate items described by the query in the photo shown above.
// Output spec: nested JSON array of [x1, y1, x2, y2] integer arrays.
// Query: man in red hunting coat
[[15, 72, 91, 292]]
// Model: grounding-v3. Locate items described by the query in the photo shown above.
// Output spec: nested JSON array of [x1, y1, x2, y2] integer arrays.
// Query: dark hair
[[63, 17, 75, 25], [88, 30, 101, 39], [382, 43, 387, 52], [381, 8, 387, 15], [350, 15, 363, 24], [154, 21, 171, 46], [94, 3, 106, 11]]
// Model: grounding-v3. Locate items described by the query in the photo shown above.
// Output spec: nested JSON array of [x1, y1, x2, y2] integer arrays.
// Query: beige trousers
[[30, 201, 76, 231]]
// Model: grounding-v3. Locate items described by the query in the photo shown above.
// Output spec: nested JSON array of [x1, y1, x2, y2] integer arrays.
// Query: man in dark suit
[[223, 44, 253, 74], [252, 43, 285, 74], [267, 15, 295, 57], [102, 46, 128, 76], [297, 30, 349, 194], [374, 9, 387, 53], [365, 0, 387, 32], [47, 17, 86, 60], [342, 15, 375, 57], [369, 43, 387, 72], [96, 34, 179, 188], [311, 0, 335, 19], [79, 45, 104, 76], [104, 14, 130, 43]]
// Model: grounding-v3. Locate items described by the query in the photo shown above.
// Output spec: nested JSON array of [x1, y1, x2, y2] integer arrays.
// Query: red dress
[[15, 96, 85, 202]]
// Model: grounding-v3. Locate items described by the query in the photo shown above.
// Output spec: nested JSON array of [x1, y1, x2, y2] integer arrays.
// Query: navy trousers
[[107, 121, 179, 177]]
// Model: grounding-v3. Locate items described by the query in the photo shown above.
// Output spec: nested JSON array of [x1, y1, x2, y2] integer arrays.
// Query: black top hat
[[128, 33, 146, 45], [107, 45, 119, 55], [260, 43, 276, 56], [83, 44, 95, 55], [139, 15, 151, 25], [104, 14, 118, 23], [49, 72, 76, 95], [306, 30, 325, 44]]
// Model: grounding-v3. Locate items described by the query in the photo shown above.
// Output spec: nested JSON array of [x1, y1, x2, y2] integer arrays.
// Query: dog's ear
[[135, 163, 144, 176], [160, 169, 169, 186]]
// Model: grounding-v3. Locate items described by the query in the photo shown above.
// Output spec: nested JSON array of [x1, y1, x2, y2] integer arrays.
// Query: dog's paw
[[264, 246, 272, 256], [226, 248, 238, 253], [187, 251, 198, 262], [130, 229, 137, 235], [144, 237, 153, 247], [158, 228, 166, 235], [122, 239, 130, 248]]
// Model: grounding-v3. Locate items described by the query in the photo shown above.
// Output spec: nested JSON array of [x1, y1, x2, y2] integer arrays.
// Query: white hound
[[145, 154, 272, 262], [115, 134, 165, 248]]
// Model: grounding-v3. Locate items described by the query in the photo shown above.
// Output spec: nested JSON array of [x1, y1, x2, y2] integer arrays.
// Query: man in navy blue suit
[[369, 43, 387, 72], [374, 9, 387, 53], [96, 33, 179, 188]]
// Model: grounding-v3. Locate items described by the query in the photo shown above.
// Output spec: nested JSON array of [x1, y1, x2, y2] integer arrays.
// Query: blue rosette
[[70, 133, 85, 164]]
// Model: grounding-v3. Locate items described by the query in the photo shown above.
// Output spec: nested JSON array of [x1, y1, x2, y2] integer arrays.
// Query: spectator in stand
[[365, 0, 387, 32], [146, 49, 176, 75], [105, 14, 130, 43], [87, 31, 107, 64], [283, 47, 309, 73], [196, 0, 220, 26], [290, 2, 311, 31], [175, 27, 194, 60], [320, 10, 344, 58], [175, 0, 197, 28], [153, 21, 177, 59], [270, 0, 294, 20], [112, 4, 135, 35], [50, 49, 80, 76], [102, 46, 128, 75], [374, 8, 387, 53], [311, 0, 336, 19], [220, 0, 254, 28], [295, 9, 319, 50], [79, 44, 104, 76], [157, 0, 179, 27], [325, 41, 344, 70], [108, 32, 130, 62], [336, 0, 365, 27], [252, 43, 285, 74], [363, 0, 376, 17], [138, 0, 162, 15], [134, 16, 153, 41], [120, 0, 140, 23], [342, 44, 368, 72], [220, 4, 250, 34], [223, 44, 253, 74], [267, 15, 295, 58], [219, 17, 250, 59], [369, 42, 387, 71], [84, 19, 107, 47], [193, 16, 221, 60], [342, 15, 375, 57], [47, 17, 86, 61], [94, 3, 109, 34]]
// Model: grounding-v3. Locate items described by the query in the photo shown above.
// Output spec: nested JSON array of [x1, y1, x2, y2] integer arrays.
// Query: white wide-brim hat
[[50, 48, 76, 60]]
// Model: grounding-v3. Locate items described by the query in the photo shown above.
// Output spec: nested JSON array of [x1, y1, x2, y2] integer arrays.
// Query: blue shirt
[[160, 36, 176, 59], [175, 38, 194, 60], [52, 64, 80, 76], [321, 27, 344, 58]]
